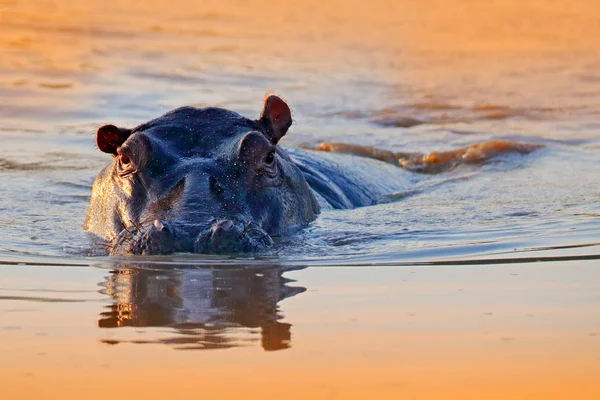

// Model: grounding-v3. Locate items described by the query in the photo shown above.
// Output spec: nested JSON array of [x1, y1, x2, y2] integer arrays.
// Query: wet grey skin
[[84, 95, 409, 255]]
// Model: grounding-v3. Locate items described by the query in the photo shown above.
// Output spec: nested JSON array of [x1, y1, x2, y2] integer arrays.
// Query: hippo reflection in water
[[85, 95, 540, 255], [99, 265, 304, 351]]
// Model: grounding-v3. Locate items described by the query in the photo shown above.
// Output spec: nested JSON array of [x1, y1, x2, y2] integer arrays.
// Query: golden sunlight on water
[[2, 0, 599, 131], [3, 0, 599, 55], [1, 1, 600, 399], [2, 0, 599, 84], [1, 263, 600, 399]]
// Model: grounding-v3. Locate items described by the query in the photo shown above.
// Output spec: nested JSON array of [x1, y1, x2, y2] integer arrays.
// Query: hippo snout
[[208, 219, 240, 250], [213, 219, 234, 234], [110, 219, 177, 256], [194, 219, 274, 254]]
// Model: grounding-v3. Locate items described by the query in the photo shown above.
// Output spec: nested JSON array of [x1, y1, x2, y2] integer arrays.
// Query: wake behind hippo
[[85, 95, 541, 255]]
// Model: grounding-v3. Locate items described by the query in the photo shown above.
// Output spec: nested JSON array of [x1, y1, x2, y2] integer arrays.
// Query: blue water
[[1, 0, 599, 267]]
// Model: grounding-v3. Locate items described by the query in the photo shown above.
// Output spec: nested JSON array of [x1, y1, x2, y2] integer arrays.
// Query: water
[[1, 0, 599, 264], [2, 261, 600, 399], [1, 0, 600, 398]]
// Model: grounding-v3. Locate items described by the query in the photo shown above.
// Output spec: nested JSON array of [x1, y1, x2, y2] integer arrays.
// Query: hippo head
[[84, 95, 320, 255]]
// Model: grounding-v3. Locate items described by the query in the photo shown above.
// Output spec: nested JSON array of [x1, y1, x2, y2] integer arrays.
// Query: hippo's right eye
[[209, 176, 224, 196]]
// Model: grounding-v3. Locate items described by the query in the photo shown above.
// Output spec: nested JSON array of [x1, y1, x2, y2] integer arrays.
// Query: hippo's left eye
[[265, 151, 275, 165]]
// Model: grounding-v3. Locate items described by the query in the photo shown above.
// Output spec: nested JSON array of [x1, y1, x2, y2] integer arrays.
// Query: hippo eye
[[116, 147, 136, 177], [209, 176, 224, 196], [265, 151, 275, 165]]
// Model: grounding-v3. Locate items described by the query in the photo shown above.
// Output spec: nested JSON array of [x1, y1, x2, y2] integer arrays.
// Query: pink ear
[[96, 124, 131, 155], [259, 95, 292, 144]]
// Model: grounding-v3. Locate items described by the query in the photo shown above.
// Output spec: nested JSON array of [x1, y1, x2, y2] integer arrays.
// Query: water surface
[[1, 0, 600, 398], [1, 0, 599, 263]]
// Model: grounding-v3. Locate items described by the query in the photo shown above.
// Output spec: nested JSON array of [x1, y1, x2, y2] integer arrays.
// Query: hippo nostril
[[153, 220, 164, 230], [193, 219, 272, 254], [214, 219, 234, 232]]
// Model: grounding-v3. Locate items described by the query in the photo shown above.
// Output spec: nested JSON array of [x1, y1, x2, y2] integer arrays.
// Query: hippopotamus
[[85, 95, 539, 255]]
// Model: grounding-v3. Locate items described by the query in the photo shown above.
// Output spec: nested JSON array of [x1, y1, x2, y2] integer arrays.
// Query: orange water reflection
[[98, 266, 304, 351], [1, 262, 600, 399]]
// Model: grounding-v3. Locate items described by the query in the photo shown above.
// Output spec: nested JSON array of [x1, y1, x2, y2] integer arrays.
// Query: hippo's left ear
[[96, 124, 132, 156], [259, 95, 292, 144]]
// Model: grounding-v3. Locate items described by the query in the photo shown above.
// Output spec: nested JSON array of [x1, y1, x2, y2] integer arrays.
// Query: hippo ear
[[96, 124, 132, 155], [259, 95, 292, 144]]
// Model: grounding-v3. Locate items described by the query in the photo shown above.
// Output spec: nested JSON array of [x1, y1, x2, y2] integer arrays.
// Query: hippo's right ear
[[96, 124, 132, 156]]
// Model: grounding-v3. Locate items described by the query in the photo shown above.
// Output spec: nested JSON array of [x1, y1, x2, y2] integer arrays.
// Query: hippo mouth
[[109, 219, 273, 256], [193, 219, 274, 254]]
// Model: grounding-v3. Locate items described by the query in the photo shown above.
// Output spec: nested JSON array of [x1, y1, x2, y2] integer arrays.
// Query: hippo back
[[287, 148, 413, 209]]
